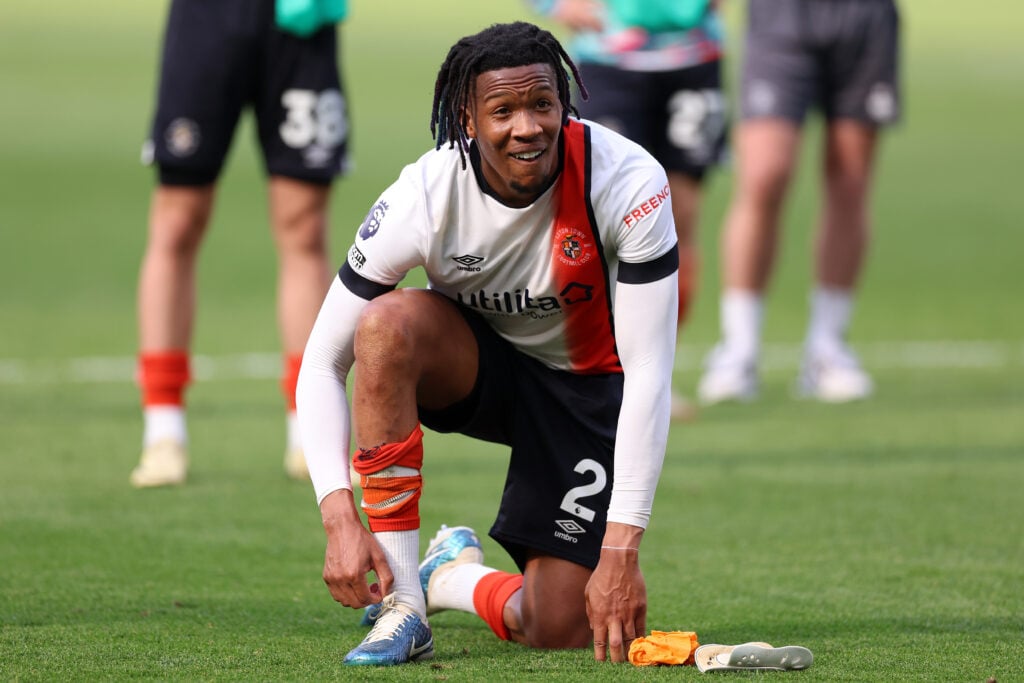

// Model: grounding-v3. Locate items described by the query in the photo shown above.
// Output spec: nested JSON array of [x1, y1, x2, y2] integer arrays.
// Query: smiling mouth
[[510, 149, 544, 161]]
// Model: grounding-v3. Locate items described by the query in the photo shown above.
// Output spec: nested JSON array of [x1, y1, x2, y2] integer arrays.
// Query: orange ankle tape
[[281, 354, 303, 412], [472, 571, 523, 641], [139, 351, 190, 407]]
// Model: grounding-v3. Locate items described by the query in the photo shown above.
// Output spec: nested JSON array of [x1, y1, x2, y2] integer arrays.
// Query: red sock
[[138, 351, 190, 407], [678, 290, 691, 326], [678, 249, 697, 325], [472, 571, 523, 641], [281, 353, 303, 411]]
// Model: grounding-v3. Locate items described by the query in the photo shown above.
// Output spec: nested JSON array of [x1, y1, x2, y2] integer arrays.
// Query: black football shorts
[[741, 0, 901, 126], [144, 0, 349, 185], [418, 300, 623, 571], [576, 60, 727, 181]]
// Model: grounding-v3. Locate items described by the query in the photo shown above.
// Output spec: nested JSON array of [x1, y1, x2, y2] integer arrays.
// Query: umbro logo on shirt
[[452, 254, 484, 272]]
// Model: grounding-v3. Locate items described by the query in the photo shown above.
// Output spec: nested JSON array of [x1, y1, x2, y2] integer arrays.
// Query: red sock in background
[[281, 354, 303, 412], [472, 571, 523, 641], [139, 351, 190, 407], [678, 285, 691, 326], [677, 246, 698, 327]]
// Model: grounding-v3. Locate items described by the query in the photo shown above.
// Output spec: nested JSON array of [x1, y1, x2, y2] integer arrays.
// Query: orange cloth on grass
[[628, 630, 700, 666]]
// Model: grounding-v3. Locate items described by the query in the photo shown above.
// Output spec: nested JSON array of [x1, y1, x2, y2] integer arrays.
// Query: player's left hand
[[585, 542, 647, 663]]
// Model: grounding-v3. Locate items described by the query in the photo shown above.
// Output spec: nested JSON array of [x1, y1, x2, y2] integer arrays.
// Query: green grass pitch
[[1, 1, 1022, 680]]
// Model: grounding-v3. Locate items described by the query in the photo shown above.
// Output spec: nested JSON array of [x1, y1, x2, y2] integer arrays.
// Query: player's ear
[[462, 107, 476, 139]]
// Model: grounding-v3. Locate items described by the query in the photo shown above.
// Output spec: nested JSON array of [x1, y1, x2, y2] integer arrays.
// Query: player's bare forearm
[[320, 488, 362, 529], [586, 522, 647, 662], [320, 489, 393, 608], [601, 521, 644, 551]]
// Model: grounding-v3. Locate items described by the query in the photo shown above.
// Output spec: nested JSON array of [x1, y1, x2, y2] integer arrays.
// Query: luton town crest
[[555, 228, 593, 266], [562, 234, 581, 259]]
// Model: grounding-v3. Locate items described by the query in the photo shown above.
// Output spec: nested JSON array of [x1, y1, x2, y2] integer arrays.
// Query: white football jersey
[[299, 118, 678, 527], [342, 118, 676, 372]]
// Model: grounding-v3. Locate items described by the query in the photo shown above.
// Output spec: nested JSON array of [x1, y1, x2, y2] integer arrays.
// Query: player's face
[[465, 63, 563, 208]]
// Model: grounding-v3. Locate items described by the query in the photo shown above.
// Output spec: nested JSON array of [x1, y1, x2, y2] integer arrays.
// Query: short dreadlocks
[[429, 21, 588, 168]]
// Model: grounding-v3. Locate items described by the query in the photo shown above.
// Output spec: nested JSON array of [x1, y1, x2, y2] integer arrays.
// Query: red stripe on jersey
[[551, 120, 621, 374]]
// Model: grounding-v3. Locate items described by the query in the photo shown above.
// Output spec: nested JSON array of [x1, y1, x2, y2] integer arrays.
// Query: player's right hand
[[319, 489, 394, 607]]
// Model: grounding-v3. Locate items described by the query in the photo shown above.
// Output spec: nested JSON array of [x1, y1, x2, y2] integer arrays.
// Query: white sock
[[428, 562, 497, 614], [374, 530, 427, 619], [143, 406, 187, 448], [286, 411, 302, 452], [720, 289, 764, 361], [806, 286, 854, 358]]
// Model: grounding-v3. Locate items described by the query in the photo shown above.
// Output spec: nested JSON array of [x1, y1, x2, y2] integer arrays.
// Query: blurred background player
[[698, 0, 901, 404], [528, 0, 727, 421], [131, 0, 350, 487]]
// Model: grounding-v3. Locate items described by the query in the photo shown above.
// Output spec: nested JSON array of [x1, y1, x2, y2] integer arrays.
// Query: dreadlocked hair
[[429, 21, 588, 168]]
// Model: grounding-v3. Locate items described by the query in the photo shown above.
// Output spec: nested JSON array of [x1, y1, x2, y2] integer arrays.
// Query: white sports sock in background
[[720, 289, 764, 361], [286, 411, 302, 452], [143, 405, 187, 448], [806, 286, 854, 358]]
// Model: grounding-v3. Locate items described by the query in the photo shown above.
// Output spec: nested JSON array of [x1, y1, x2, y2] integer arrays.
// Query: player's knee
[[273, 209, 328, 255], [520, 598, 591, 649], [742, 159, 793, 209], [354, 295, 421, 369], [825, 173, 870, 209], [150, 187, 215, 253], [521, 617, 591, 650]]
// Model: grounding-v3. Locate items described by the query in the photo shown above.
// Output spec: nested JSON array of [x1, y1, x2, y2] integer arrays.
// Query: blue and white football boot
[[343, 594, 433, 666], [358, 602, 384, 627], [418, 525, 484, 614]]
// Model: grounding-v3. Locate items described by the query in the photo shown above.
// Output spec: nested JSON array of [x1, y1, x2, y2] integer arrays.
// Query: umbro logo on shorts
[[554, 519, 586, 543], [555, 519, 586, 533]]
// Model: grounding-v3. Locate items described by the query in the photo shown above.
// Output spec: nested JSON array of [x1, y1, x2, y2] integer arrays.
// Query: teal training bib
[[608, 0, 709, 32], [275, 0, 347, 37]]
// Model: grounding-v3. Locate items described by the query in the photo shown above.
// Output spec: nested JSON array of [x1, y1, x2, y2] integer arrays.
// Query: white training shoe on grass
[[697, 345, 759, 405], [130, 438, 188, 488], [797, 345, 874, 402], [695, 642, 813, 672]]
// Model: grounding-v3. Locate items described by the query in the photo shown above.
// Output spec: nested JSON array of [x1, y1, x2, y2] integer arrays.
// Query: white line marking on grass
[[0, 353, 281, 385], [676, 341, 1023, 372], [0, 341, 1021, 385]]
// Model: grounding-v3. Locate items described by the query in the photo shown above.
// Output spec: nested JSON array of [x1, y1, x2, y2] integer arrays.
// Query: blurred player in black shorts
[[131, 0, 350, 488], [529, 0, 727, 422], [698, 0, 901, 405]]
